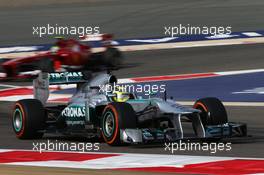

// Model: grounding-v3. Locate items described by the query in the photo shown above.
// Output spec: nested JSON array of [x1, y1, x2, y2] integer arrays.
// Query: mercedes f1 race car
[[2, 35, 122, 79], [12, 71, 247, 145]]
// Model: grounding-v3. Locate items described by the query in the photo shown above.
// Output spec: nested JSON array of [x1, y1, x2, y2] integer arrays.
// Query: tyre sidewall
[[12, 99, 46, 139], [13, 103, 26, 138], [101, 102, 136, 145], [102, 105, 120, 144], [103, 48, 122, 67], [194, 97, 228, 126]]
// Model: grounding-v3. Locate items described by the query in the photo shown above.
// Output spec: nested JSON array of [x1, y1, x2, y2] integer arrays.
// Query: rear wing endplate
[[33, 72, 88, 105]]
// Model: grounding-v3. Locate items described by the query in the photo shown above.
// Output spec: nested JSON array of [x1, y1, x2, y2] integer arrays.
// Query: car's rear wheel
[[103, 48, 122, 67], [101, 102, 137, 146], [39, 58, 54, 73], [13, 99, 46, 139], [193, 97, 228, 126]]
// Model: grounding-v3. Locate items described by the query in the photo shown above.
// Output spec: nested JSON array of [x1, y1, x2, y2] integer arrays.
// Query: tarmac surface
[[1, 43, 264, 158], [0, 0, 264, 46], [0, 165, 170, 175]]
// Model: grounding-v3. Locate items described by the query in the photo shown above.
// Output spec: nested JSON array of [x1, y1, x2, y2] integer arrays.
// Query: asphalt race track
[[1, 43, 264, 158], [0, 101, 263, 158], [115, 43, 264, 78], [0, 0, 264, 174], [1, 0, 264, 46]]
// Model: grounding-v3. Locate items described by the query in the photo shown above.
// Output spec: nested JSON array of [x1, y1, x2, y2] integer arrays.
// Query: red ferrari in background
[[1, 35, 122, 78]]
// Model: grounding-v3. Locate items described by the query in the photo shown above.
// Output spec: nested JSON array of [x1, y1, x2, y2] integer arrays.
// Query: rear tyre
[[193, 97, 228, 126], [12, 99, 46, 139], [101, 102, 137, 146], [39, 58, 54, 73], [103, 48, 122, 67]]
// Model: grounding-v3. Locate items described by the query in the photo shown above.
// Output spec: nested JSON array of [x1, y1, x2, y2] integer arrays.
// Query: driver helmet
[[50, 45, 59, 54], [50, 36, 65, 54], [55, 36, 66, 47], [112, 86, 130, 102]]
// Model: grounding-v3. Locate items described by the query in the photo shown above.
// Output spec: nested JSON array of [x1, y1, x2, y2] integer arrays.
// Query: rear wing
[[33, 72, 88, 105], [80, 33, 113, 41], [80, 33, 114, 47], [33, 71, 115, 105]]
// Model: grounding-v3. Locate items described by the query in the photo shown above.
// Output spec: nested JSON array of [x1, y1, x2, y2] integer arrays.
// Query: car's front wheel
[[193, 97, 228, 126], [101, 102, 137, 146]]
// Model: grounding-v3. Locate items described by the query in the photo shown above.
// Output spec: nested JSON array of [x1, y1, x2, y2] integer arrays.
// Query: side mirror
[[148, 91, 158, 98]]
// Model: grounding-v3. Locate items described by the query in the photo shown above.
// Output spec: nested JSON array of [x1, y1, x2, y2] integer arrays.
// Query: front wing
[[120, 122, 247, 144]]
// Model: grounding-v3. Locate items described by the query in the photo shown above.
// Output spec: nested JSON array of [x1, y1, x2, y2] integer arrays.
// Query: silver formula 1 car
[[12, 71, 247, 145]]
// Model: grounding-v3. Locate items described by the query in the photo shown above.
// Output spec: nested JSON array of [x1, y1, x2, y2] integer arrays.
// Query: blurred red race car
[[1, 34, 122, 78]]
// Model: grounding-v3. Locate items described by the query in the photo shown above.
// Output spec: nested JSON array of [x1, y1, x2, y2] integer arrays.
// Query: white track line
[[0, 84, 20, 88], [119, 68, 264, 83], [216, 69, 264, 75]]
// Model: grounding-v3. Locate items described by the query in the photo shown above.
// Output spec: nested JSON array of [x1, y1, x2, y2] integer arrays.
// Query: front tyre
[[12, 99, 46, 139], [101, 102, 137, 146], [193, 97, 228, 126]]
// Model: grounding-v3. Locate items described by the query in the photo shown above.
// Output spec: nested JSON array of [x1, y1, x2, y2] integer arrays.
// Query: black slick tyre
[[101, 102, 136, 146], [193, 97, 228, 126], [12, 99, 46, 139]]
